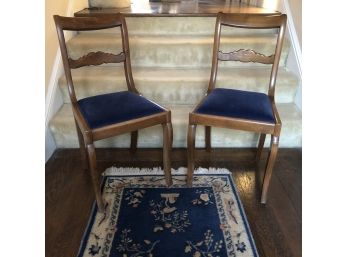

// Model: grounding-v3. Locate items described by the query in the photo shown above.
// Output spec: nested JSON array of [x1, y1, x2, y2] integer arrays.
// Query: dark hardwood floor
[[46, 148, 301, 257]]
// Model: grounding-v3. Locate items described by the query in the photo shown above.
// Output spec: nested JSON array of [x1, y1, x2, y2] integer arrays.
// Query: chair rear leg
[[130, 130, 138, 154], [205, 126, 211, 152], [256, 133, 266, 163], [163, 123, 173, 187], [87, 144, 105, 212], [169, 122, 173, 148], [261, 135, 279, 204], [75, 119, 88, 171], [187, 124, 197, 186]]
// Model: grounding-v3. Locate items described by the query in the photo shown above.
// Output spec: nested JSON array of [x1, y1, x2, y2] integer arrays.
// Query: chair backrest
[[54, 14, 138, 104], [208, 13, 287, 100]]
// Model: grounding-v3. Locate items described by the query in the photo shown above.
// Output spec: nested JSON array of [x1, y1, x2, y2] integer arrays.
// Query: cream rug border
[[103, 166, 231, 176]]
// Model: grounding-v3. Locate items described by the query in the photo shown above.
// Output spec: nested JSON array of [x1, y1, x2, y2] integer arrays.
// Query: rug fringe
[[103, 167, 231, 176]]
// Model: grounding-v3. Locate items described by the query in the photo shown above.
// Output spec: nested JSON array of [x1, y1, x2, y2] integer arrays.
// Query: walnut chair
[[187, 13, 287, 204], [54, 14, 173, 212]]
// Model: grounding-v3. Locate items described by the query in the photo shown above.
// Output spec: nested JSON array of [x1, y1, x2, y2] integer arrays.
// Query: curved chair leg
[[261, 135, 279, 204], [163, 123, 173, 187], [130, 130, 138, 154], [205, 126, 211, 152], [187, 124, 197, 186], [75, 119, 88, 171], [256, 133, 266, 163], [87, 144, 105, 212]]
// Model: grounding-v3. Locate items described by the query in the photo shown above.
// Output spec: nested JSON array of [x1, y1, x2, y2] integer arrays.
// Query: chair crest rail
[[68, 51, 126, 69], [218, 49, 274, 64]]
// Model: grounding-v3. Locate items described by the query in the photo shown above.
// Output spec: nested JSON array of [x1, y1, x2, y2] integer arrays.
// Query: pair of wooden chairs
[[54, 13, 287, 212]]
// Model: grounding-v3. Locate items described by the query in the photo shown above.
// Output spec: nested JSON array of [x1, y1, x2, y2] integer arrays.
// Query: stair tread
[[83, 17, 277, 36], [51, 103, 301, 129], [68, 33, 289, 67], [67, 33, 290, 67], [68, 33, 289, 53], [58, 66, 299, 104], [71, 32, 283, 44], [50, 103, 301, 148], [59, 66, 296, 81]]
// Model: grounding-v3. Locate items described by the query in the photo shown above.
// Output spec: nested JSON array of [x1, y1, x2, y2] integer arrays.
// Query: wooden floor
[[46, 148, 301, 257]]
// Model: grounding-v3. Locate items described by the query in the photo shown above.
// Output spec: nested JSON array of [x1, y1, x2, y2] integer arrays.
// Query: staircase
[[49, 16, 302, 149]]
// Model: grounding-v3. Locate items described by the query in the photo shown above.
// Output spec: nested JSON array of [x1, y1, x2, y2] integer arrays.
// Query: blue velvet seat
[[78, 91, 165, 129], [195, 88, 275, 123]]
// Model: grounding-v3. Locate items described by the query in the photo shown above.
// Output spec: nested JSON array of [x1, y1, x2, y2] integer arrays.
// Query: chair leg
[[130, 130, 138, 154], [187, 124, 197, 186], [256, 133, 266, 163], [261, 135, 279, 204], [87, 144, 105, 212], [162, 123, 173, 187], [75, 119, 88, 171], [205, 126, 211, 152], [169, 122, 173, 148]]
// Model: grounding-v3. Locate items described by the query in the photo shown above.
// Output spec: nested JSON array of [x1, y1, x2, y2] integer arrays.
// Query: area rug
[[78, 167, 259, 257]]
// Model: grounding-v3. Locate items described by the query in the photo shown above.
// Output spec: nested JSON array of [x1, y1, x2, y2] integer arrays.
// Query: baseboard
[[45, 127, 57, 162]]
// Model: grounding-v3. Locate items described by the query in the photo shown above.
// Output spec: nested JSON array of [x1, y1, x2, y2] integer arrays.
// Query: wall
[[45, 0, 88, 95], [45, 0, 88, 162], [281, 0, 302, 110], [287, 0, 301, 49], [45, 0, 69, 96]]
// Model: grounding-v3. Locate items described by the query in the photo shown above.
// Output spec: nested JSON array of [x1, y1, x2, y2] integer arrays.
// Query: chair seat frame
[[54, 14, 173, 212], [187, 13, 287, 204]]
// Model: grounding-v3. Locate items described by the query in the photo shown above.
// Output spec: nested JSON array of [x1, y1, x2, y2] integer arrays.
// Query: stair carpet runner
[[50, 17, 301, 148]]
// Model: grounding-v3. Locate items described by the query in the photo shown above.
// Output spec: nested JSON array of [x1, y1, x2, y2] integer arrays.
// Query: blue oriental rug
[[78, 167, 259, 257]]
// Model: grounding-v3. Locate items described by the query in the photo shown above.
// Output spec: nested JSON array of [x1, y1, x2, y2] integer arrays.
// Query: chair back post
[[207, 13, 222, 94], [54, 15, 78, 104], [268, 15, 287, 100], [119, 17, 139, 94], [53, 14, 140, 103]]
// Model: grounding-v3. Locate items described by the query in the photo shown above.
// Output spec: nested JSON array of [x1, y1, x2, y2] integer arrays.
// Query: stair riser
[[67, 35, 289, 68], [81, 17, 277, 36], [59, 69, 297, 105]]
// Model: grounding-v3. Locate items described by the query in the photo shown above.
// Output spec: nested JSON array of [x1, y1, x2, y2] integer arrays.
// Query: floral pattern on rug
[[116, 229, 160, 256], [185, 229, 223, 257], [149, 193, 191, 233], [78, 169, 259, 257]]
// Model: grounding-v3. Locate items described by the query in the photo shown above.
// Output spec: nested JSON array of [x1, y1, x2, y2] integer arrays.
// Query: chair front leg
[[75, 119, 88, 171], [205, 126, 211, 152], [256, 133, 266, 163], [162, 123, 173, 187], [261, 135, 279, 204], [187, 124, 197, 186], [87, 144, 105, 212], [130, 130, 138, 154]]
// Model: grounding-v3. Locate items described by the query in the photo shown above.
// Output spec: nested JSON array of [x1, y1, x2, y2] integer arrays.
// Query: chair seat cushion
[[195, 88, 275, 123], [78, 91, 165, 129]]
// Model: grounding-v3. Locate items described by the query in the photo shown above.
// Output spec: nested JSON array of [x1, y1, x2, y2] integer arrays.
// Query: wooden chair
[[187, 13, 287, 204], [54, 14, 173, 212]]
